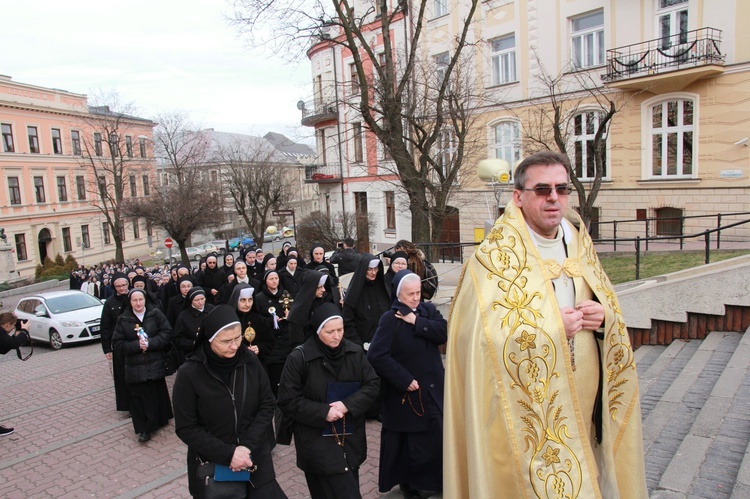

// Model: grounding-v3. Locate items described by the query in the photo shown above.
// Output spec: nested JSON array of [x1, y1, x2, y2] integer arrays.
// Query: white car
[[14, 290, 104, 350]]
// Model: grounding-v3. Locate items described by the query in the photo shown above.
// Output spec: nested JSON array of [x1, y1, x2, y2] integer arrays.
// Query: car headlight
[[60, 321, 83, 327]]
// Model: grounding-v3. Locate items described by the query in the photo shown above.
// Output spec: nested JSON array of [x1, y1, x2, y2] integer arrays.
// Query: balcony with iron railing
[[602, 27, 725, 92], [304, 162, 342, 183], [300, 98, 338, 127]]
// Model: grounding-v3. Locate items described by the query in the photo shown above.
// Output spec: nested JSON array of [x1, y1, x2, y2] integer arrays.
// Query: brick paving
[[0, 341, 404, 498]]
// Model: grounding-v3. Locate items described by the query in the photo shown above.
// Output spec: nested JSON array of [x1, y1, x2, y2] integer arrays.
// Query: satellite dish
[[296, 100, 306, 110]]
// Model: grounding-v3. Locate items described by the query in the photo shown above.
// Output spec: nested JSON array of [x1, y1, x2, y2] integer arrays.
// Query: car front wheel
[[49, 329, 63, 350]]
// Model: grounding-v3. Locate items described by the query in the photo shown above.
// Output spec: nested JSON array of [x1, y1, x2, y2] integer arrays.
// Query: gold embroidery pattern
[[578, 227, 636, 420], [477, 212, 582, 499]]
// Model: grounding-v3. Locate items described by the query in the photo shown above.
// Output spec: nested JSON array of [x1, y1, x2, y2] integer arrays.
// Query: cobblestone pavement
[[0, 341, 410, 498]]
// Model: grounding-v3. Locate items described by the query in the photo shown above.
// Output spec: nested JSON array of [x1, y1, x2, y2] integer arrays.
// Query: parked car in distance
[[14, 291, 104, 350], [169, 246, 203, 263], [206, 240, 228, 255], [196, 242, 220, 257], [263, 230, 283, 243], [228, 235, 255, 251]]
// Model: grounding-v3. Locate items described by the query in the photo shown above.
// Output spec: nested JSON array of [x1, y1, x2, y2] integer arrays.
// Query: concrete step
[[635, 344, 668, 377], [642, 332, 741, 493]]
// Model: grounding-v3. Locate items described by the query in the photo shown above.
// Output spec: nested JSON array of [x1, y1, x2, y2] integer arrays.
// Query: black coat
[[366, 301, 447, 432], [100, 293, 128, 354], [0, 328, 29, 355], [343, 283, 390, 347], [278, 268, 303, 298], [173, 347, 278, 494], [219, 276, 260, 305], [329, 248, 359, 276], [166, 293, 187, 328], [112, 306, 173, 384], [173, 304, 215, 354], [197, 267, 226, 306], [254, 286, 292, 365], [277, 336, 379, 475]]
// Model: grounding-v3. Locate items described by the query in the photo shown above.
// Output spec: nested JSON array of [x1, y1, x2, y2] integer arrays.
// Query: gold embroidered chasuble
[[444, 202, 647, 499]]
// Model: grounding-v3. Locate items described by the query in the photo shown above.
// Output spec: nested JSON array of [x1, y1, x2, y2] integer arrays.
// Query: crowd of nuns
[[102, 239, 443, 499]]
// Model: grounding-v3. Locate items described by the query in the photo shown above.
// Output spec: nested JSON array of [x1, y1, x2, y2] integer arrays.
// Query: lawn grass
[[600, 249, 750, 285]]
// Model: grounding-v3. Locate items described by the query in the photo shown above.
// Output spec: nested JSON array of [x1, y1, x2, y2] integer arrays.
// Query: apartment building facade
[[300, 0, 750, 251], [0, 75, 157, 277]]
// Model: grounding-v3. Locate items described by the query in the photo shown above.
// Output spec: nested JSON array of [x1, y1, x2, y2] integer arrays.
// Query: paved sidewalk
[[0, 341, 417, 498]]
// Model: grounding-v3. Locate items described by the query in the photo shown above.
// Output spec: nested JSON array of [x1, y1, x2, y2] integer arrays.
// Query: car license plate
[[90, 326, 100, 333]]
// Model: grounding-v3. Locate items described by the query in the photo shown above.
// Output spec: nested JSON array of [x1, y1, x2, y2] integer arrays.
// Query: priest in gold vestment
[[444, 152, 647, 498]]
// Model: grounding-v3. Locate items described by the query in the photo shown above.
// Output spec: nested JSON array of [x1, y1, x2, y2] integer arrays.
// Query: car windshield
[[45, 294, 103, 314]]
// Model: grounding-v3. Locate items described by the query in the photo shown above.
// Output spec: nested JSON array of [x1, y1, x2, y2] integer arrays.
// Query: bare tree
[[76, 92, 154, 262], [124, 112, 221, 265], [513, 58, 638, 228], [296, 210, 377, 256], [216, 137, 294, 242], [230, 0, 482, 244]]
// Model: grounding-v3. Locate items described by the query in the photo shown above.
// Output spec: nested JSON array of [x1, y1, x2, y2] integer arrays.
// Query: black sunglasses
[[521, 184, 572, 197]]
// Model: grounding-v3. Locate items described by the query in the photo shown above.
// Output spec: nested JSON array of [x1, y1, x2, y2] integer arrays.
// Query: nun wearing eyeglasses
[[172, 305, 286, 498], [366, 270, 447, 498], [277, 302, 379, 499]]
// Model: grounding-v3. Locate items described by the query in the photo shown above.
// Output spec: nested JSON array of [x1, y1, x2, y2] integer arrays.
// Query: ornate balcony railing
[[300, 98, 338, 127], [602, 27, 725, 83], [304, 162, 342, 183]]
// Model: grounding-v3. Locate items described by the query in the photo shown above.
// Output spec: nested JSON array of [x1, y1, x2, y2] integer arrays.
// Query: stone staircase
[[617, 256, 750, 497]]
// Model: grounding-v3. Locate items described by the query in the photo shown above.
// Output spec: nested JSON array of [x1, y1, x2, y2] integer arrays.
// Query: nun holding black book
[[276, 302, 379, 499], [172, 305, 286, 498]]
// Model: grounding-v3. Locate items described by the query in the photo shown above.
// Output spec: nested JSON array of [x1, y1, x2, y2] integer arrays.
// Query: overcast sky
[[1, 0, 313, 143]]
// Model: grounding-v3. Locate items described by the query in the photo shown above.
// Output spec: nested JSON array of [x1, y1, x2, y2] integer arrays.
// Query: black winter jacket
[[100, 293, 128, 354], [254, 287, 292, 365], [173, 304, 215, 354], [112, 306, 173, 383], [173, 347, 277, 493], [277, 336, 379, 475]]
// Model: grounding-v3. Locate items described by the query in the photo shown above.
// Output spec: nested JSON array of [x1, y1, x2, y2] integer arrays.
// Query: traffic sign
[[272, 209, 294, 216], [164, 238, 174, 249]]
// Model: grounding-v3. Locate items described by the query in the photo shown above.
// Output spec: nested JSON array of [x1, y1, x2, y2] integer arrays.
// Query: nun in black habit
[[342, 254, 390, 350], [166, 275, 194, 328], [172, 287, 215, 362], [286, 270, 336, 346], [253, 270, 291, 397], [172, 305, 286, 498], [278, 255, 303, 299], [227, 283, 274, 369]]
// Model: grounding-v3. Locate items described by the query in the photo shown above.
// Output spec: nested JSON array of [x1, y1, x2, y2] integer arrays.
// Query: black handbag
[[194, 365, 250, 499], [194, 462, 247, 499]]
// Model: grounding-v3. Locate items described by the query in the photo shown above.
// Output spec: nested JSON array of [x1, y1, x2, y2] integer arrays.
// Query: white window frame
[[642, 93, 697, 179], [490, 35, 517, 86], [570, 10, 604, 69], [434, 52, 449, 86], [571, 110, 608, 181], [657, 0, 689, 49], [492, 120, 521, 171], [434, 0, 448, 18]]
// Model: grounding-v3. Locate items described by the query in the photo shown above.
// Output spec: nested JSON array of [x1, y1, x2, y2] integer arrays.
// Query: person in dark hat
[[342, 254, 390, 350], [112, 288, 174, 443], [132, 274, 161, 309], [286, 247, 305, 267], [219, 261, 260, 305], [244, 248, 264, 282], [276, 241, 293, 270], [277, 302, 379, 499], [383, 251, 409, 296], [227, 283, 274, 368], [366, 270, 447, 498], [196, 253, 225, 306], [278, 255, 303, 299], [100, 272, 131, 412], [262, 253, 278, 273], [167, 276, 194, 328], [253, 270, 290, 397], [173, 305, 286, 498], [287, 270, 335, 346], [221, 253, 235, 279], [172, 287, 215, 365]]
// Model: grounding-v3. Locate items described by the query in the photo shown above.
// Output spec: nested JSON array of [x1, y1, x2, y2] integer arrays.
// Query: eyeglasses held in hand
[[521, 184, 572, 197]]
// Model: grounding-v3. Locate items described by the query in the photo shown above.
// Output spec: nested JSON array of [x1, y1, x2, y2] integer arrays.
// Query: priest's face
[[513, 163, 570, 239]]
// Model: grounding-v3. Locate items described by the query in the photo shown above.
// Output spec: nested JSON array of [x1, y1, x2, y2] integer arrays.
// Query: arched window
[[650, 98, 694, 177], [493, 121, 521, 170], [572, 111, 607, 180]]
